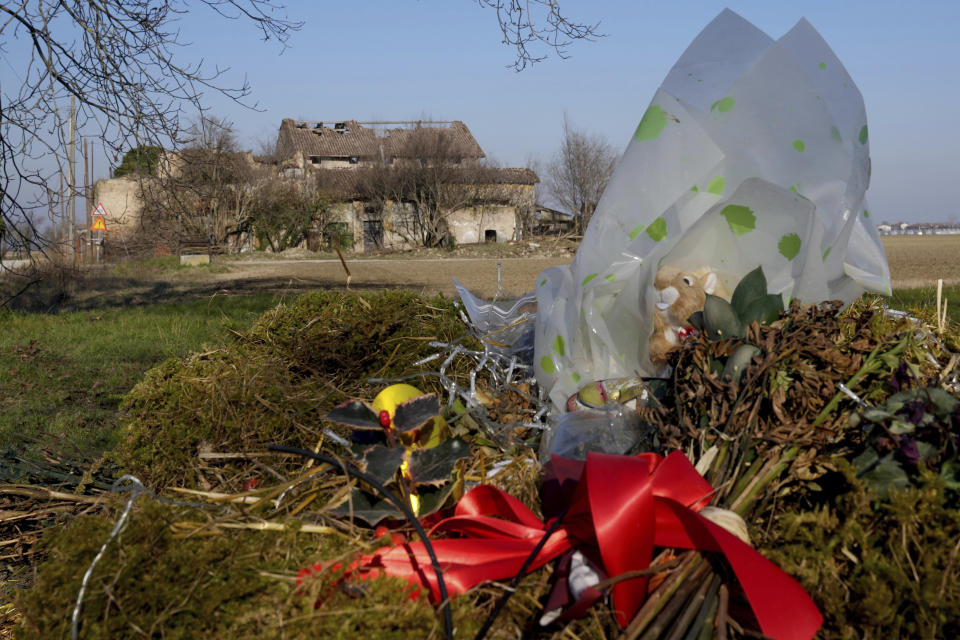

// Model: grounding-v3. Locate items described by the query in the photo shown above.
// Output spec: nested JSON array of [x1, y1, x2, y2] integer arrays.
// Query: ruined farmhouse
[[273, 119, 538, 251], [92, 118, 538, 254]]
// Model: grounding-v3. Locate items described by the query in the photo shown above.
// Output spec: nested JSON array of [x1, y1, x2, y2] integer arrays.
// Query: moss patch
[[764, 461, 960, 639], [110, 290, 475, 489]]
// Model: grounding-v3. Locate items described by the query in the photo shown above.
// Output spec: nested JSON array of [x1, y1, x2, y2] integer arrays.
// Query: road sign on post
[[91, 216, 106, 231]]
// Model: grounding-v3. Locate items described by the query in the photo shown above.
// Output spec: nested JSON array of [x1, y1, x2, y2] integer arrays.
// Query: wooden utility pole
[[67, 95, 76, 259], [84, 138, 92, 258], [59, 172, 65, 242]]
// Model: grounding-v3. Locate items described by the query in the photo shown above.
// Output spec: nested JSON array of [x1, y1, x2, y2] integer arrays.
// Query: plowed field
[[883, 235, 960, 289], [35, 235, 959, 312]]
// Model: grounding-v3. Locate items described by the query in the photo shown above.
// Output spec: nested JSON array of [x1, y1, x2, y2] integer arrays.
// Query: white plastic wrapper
[[534, 10, 891, 410]]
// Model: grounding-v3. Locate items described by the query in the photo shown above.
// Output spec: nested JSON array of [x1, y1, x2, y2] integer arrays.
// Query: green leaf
[[915, 440, 938, 460], [330, 488, 403, 526], [740, 294, 784, 326], [888, 419, 915, 435], [645, 378, 670, 401], [860, 453, 910, 497], [687, 311, 704, 331], [709, 358, 724, 377], [703, 294, 744, 340], [851, 448, 879, 473], [393, 394, 440, 432], [721, 344, 761, 383], [731, 266, 768, 317], [327, 400, 381, 430], [926, 388, 959, 416], [363, 445, 404, 485], [408, 438, 472, 487], [939, 461, 960, 490], [862, 407, 894, 423], [413, 482, 461, 517]]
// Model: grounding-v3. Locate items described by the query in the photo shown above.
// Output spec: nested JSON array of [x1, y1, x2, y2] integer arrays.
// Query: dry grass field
[[883, 234, 960, 289], [213, 235, 960, 299], [4, 236, 954, 312]]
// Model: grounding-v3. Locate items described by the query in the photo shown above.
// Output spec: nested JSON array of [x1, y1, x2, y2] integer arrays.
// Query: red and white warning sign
[[94, 202, 109, 218]]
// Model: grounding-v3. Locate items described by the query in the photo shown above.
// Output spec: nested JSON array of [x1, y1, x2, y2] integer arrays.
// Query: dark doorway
[[363, 220, 384, 251], [484, 229, 497, 243]]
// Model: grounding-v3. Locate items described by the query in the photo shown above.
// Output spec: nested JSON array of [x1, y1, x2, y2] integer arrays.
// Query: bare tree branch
[[476, 0, 603, 71], [0, 0, 301, 255], [546, 114, 617, 234]]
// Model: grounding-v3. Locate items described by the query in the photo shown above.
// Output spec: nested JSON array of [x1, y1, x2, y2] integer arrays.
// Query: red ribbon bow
[[309, 451, 822, 640]]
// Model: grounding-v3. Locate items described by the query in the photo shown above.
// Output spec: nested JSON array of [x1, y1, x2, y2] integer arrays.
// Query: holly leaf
[[393, 394, 441, 432], [408, 438, 472, 487], [330, 487, 403, 526], [351, 429, 386, 446], [362, 445, 404, 485], [327, 400, 381, 430], [415, 482, 461, 517], [731, 266, 768, 318]]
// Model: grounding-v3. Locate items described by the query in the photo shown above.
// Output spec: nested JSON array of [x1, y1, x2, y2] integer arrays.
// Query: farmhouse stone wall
[[92, 176, 146, 238]]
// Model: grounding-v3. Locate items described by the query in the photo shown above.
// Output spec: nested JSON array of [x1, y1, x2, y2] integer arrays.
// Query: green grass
[[0, 293, 283, 464], [108, 255, 232, 277], [2, 282, 956, 473], [884, 283, 960, 326]]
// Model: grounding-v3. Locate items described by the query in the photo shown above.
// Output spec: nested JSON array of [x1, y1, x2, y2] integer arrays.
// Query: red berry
[[390, 532, 407, 546], [242, 477, 260, 492], [375, 525, 390, 539], [379, 410, 391, 428]]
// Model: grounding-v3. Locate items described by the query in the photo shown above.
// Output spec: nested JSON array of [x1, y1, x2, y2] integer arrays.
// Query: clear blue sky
[[37, 1, 960, 223]]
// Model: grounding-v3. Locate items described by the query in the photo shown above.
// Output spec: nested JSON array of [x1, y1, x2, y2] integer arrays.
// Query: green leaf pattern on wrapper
[[778, 233, 802, 261], [540, 355, 556, 375], [722, 205, 756, 236], [634, 105, 669, 141], [710, 96, 735, 113], [646, 217, 667, 241], [553, 335, 565, 356]]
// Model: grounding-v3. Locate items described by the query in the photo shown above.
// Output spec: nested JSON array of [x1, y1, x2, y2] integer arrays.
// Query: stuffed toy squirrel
[[649, 266, 720, 366]]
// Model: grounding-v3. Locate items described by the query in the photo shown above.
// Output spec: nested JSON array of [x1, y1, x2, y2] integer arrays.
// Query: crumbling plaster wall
[[92, 176, 146, 238]]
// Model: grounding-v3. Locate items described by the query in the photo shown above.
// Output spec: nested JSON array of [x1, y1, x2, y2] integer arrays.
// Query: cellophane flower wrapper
[[535, 10, 891, 410]]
